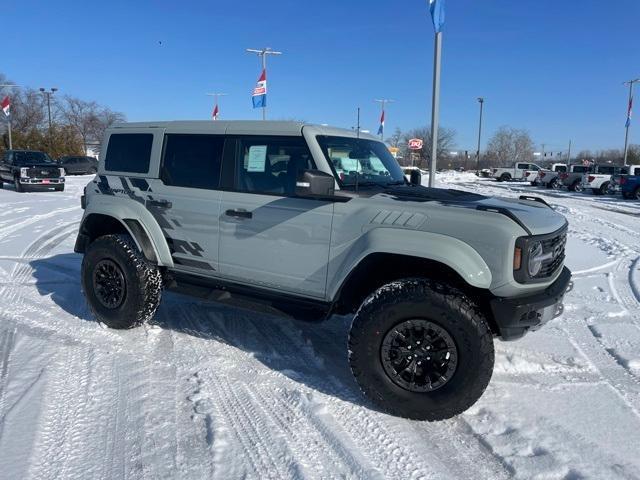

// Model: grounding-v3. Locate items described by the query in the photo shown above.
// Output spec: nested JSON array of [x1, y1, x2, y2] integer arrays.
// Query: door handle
[[148, 199, 172, 209], [225, 209, 252, 219]]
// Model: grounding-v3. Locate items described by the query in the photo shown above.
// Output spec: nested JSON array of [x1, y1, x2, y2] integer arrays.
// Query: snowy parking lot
[[1, 173, 639, 479]]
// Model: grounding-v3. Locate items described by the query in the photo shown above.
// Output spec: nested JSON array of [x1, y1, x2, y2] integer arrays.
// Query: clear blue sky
[[4, 0, 640, 153]]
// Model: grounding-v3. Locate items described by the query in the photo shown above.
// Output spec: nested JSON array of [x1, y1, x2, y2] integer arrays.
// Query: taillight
[[560, 173, 568, 179], [588, 175, 595, 182], [620, 176, 627, 184]]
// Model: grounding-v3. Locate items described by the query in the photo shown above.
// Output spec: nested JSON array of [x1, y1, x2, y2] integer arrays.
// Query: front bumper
[[20, 177, 65, 185], [490, 266, 572, 341]]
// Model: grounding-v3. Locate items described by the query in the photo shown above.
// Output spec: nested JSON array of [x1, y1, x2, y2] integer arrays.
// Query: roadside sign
[[408, 138, 423, 150]]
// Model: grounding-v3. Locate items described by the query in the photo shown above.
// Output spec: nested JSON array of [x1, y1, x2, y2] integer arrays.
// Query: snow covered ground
[[1, 173, 639, 479]]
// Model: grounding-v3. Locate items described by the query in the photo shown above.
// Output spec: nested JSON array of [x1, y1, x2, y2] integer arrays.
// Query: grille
[[535, 230, 567, 278], [27, 167, 61, 178]]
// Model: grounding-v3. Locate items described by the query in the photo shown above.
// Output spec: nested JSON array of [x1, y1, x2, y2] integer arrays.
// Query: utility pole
[[541, 143, 546, 159], [39, 87, 58, 150], [426, 0, 445, 188], [374, 98, 394, 140], [0, 84, 20, 150], [206, 92, 227, 120], [476, 97, 484, 173], [567, 139, 572, 165], [623, 78, 640, 166], [246, 47, 282, 120]]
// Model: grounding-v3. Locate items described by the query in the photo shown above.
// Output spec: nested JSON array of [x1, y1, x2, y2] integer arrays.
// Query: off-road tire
[[599, 182, 611, 195], [348, 278, 494, 421], [81, 234, 162, 329]]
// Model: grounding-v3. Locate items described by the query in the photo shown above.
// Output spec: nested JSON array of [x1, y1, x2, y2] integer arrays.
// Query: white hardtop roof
[[110, 120, 379, 141]]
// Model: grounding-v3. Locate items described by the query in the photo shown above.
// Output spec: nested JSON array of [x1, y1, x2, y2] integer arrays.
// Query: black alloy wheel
[[381, 319, 458, 392], [92, 259, 127, 309]]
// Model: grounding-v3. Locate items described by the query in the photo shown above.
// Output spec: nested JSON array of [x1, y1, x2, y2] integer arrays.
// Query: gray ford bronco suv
[[75, 121, 571, 420]]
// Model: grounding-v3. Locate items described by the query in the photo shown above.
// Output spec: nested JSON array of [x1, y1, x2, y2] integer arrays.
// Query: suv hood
[[381, 185, 566, 236]]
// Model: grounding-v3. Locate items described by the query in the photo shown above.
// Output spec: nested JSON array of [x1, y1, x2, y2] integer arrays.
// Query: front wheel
[[14, 176, 23, 192], [348, 278, 494, 421], [81, 234, 163, 329]]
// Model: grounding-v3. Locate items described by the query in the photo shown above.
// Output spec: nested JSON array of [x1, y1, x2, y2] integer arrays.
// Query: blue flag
[[428, 0, 445, 33]]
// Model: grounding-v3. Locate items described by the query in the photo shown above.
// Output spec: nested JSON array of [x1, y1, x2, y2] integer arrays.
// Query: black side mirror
[[296, 169, 335, 197], [409, 169, 422, 186]]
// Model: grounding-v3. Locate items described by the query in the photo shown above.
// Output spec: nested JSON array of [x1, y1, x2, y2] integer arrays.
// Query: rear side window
[[634, 167, 640, 176], [105, 133, 153, 173], [161, 134, 224, 190], [555, 165, 567, 173]]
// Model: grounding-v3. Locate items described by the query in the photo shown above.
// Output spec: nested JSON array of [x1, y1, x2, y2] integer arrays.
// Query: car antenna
[[355, 107, 360, 193]]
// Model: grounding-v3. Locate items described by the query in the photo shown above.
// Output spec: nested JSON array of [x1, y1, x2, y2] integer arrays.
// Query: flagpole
[[247, 48, 282, 121], [1, 84, 20, 150], [622, 78, 639, 167], [428, 30, 442, 188], [374, 98, 394, 140], [206, 92, 227, 120]]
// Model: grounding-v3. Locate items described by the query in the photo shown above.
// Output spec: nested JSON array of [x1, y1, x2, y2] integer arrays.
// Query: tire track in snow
[[0, 206, 78, 242]]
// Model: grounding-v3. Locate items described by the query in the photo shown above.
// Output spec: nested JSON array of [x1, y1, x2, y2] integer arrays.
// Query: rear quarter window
[[104, 133, 153, 173]]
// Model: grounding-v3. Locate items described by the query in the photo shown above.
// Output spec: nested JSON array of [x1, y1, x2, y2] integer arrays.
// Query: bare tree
[[61, 96, 100, 154], [87, 107, 125, 154], [485, 126, 535, 167]]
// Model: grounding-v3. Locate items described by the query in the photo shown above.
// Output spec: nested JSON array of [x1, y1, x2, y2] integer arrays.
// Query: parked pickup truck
[[581, 165, 628, 195], [612, 165, 640, 194], [492, 162, 541, 182], [0, 149, 66, 192], [537, 164, 568, 189], [559, 164, 593, 192], [619, 172, 640, 200]]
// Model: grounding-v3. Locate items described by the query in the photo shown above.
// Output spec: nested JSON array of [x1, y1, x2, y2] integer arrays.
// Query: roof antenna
[[355, 107, 360, 193]]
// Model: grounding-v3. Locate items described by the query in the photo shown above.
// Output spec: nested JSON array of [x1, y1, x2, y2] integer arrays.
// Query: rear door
[[148, 130, 227, 274], [218, 135, 333, 298]]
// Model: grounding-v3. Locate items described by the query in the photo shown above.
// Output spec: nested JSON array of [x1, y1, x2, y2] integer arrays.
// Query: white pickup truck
[[581, 165, 629, 195], [492, 162, 541, 182], [536, 163, 568, 189]]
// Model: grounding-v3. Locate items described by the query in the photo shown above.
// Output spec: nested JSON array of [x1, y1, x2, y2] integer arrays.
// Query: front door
[[218, 136, 333, 299]]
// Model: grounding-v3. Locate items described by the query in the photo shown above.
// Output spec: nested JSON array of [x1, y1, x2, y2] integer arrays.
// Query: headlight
[[528, 241, 544, 277], [20, 167, 29, 178], [59, 168, 66, 177]]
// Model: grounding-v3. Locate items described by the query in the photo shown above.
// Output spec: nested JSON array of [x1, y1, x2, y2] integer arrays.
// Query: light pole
[[206, 92, 227, 120], [374, 98, 394, 140], [476, 97, 484, 173], [39, 87, 58, 147], [0, 84, 20, 150], [246, 47, 282, 120], [623, 78, 640, 166]]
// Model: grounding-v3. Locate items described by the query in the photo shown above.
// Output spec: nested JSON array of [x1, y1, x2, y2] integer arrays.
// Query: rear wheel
[[498, 173, 511, 182], [348, 278, 494, 421], [570, 181, 583, 192], [81, 234, 163, 329], [635, 187, 640, 200]]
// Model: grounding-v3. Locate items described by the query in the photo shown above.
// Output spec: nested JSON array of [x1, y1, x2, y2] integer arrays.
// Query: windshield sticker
[[247, 145, 268, 172]]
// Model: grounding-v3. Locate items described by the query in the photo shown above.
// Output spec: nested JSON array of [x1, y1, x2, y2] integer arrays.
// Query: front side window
[[104, 133, 153, 173], [317, 136, 405, 188], [235, 136, 314, 195], [161, 134, 224, 190]]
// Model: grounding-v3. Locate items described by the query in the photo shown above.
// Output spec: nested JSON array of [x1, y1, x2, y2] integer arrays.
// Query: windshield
[[13, 151, 54, 165], [316, 136, 406, 187]]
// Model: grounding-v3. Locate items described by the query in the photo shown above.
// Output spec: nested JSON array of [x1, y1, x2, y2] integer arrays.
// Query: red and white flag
[[212, 103, 219, 120], [1, 96, 9, 117]]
